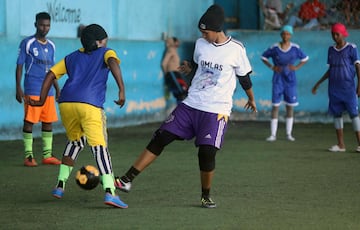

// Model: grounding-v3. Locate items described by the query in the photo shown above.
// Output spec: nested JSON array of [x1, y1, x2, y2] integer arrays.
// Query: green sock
[[57, 164, 73, 189], [102, 174, 116, 195], [42, 131, 53, 159], [23, 132, 33, 158]]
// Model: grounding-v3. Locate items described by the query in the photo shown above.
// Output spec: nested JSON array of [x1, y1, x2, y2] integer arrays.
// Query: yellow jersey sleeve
[[104, 49, 121, 66], [50, 59, 67, 79]]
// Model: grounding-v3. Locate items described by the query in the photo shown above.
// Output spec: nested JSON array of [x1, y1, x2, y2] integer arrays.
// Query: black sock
[[202, 188, 210, 198], [121, 166, 140, 182], [57, 180, 64, 188]]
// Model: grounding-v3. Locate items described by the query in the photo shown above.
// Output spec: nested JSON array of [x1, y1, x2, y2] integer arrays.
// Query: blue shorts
[[272, 83, 298, 106], [160, 103, 228, 149], [329, 92, 359, 117]]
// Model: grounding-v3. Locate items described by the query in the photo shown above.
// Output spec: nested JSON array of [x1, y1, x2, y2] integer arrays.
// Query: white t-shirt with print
[[183, 36, 252, 116]]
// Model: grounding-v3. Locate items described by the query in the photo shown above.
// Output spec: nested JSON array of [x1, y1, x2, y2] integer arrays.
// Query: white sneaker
[[114, 177, 132, 193], [287, 135, 295, 141], [328, 145, 346, 152], [356, 146, 360, 153], [266, 135, 276, 142]]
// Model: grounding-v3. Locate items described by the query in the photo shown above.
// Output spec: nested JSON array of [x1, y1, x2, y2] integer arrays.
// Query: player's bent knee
[[146, 129, 178, 156], [198, 145, 217, 172]]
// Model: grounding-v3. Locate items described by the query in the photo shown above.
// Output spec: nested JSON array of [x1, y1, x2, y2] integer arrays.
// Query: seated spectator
[[318, 2, 343, 28], [259, 0, 294, 30], [287, 0, 326, 30], [339, 0, 359, 27]]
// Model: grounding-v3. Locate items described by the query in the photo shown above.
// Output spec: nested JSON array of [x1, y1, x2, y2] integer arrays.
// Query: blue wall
[[4, 0, 212, 41], [1, 0, 360, 140], [228, 29, 360, 122], [1, 0, 212, 140]]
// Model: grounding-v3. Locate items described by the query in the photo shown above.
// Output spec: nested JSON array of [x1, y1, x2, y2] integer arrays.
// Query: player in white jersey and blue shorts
[[115, 4, 257, 208], [312, 23, 360, 153]]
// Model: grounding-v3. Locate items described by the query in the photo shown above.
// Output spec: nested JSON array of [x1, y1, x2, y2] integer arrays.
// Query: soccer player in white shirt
[[115, 4, 257, 208]]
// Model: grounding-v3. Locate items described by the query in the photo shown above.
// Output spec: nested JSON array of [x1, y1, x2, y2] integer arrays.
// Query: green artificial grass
[[1, 121, 360, 230]]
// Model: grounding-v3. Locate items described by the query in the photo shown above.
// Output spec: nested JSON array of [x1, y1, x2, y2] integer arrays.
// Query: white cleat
[[287, 135, 295, 141]]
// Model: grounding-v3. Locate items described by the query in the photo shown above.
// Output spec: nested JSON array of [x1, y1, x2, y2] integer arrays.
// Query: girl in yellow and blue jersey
[[29, 24, 127, 208]]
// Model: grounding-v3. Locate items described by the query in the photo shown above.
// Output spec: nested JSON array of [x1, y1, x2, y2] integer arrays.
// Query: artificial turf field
[[1, 120, 360, 230]]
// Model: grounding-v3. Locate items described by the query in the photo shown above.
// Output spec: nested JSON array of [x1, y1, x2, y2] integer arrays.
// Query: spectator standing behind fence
[[287, 0, 326, 30], [312, 23, 360, 153], [161, 37, 188, 103], [261, 25, 308, 142]]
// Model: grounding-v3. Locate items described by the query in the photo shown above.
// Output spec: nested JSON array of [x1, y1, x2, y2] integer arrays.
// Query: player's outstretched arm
[[178, 60, 192, 75], [312, 70, 329, 95], [53, 80, 60, 101], [244, 88, 257, 112], [28, 71, 56, 106], [237, 73, 256, 112], [355, 63, 360, 97], [108, 57, 126, 108], [15, 64, 24, 103]]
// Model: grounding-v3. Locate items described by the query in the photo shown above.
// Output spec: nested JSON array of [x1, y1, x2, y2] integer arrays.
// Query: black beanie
[[80, 24, 108, 53], [198, 4, 225, 32]]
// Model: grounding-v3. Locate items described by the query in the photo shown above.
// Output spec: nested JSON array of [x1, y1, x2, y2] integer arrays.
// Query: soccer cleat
[[52, 187, 64, 199], [266, 135, 276, 142], [201, 196, 216, 208], [287, 135, 295, 141], [104, 193, 128, 208], [357, 146, 360, 153], [24, 156, 38, 167], [114, 177, 132, 193], [42, 156, 61, 165]]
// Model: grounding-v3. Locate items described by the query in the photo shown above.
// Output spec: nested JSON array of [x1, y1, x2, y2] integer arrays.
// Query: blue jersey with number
[[16, 35, 55, 96]]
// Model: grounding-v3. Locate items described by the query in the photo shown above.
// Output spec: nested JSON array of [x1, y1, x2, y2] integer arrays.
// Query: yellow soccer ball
[[75, 165, 100, 190]]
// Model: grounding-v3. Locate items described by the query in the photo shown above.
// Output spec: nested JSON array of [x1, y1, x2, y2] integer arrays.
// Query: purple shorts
[[160, 103, 228, 149]]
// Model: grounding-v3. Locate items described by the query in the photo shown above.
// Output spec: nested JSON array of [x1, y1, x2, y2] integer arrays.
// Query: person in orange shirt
[[288, 0, 326, 30]]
